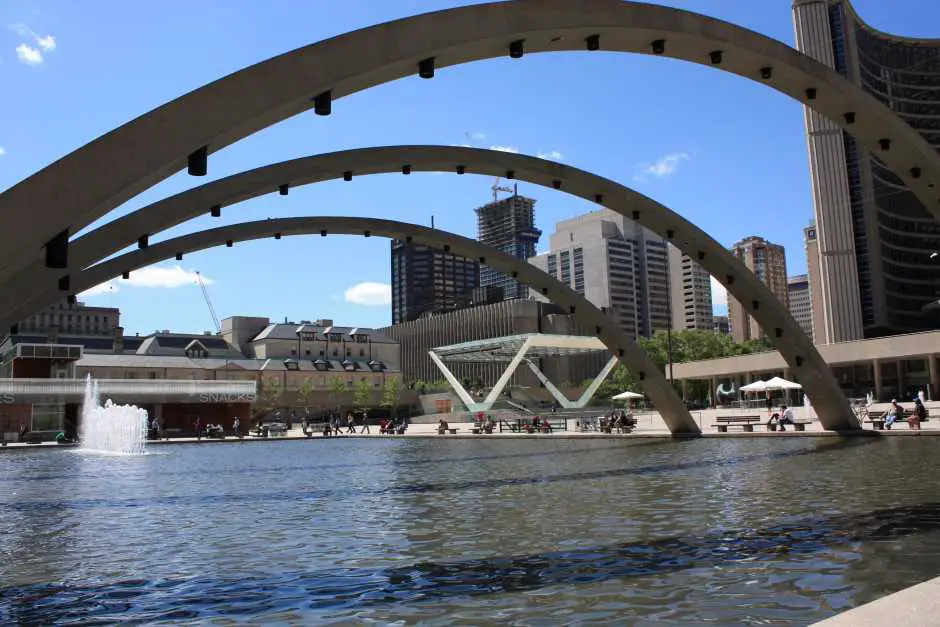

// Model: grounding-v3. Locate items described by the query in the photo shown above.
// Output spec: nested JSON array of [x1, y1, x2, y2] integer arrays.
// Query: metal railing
[[0, 378, 257, 398]]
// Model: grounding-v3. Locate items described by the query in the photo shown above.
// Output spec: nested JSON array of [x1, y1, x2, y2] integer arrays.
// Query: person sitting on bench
[[437, 418, 449, 435], [885, 400, 903, 430], [777, 406, 796, 431]]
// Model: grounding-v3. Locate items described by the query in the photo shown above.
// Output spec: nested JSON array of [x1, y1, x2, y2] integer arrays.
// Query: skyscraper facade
[[804, 220, 827, 343], [667, 244, 714, 332], [476, 194, 542, 300], [794, 0, 940, 341], [727, 236, 789, 343], [529, 209, 670, 339], [390, 239, 480, 324], [788, 274, 814, 341]]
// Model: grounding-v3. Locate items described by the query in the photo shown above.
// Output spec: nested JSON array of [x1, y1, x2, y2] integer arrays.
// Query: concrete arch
[[1, 0, 938, 286], [2, 146, 860, 431], [48, 216, 700, 435]]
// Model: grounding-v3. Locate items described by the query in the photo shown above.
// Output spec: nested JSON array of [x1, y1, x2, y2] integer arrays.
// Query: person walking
[[346, 413, 356, 434], [360, 414, 371, 435], [233, 416, 241, 438], [194, 416, 202, 440]]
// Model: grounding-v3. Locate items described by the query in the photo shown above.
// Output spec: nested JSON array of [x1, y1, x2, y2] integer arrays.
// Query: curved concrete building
[[794, 0, 940, 341]]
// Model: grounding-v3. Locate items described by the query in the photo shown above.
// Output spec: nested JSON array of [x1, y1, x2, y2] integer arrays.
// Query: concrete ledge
[[3, 426, 938, 452], [813, 576, 940, 626]]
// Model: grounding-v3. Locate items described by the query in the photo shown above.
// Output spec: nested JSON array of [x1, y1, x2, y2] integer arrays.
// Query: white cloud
[[15, 43, 42, 65], [10, 24, 56, 63], [636, 152, 689, 180], [489, 145, 519, 154], [79, 265, 212, 298], [344, 282, 391, 306], [36, 35, 56, 51], [537, 150, 564, 161], [0, 147, 6, 157], [710, 276, 727, 308]]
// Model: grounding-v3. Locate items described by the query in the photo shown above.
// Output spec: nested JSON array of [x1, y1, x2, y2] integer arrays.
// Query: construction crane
[[491, 176, 515, 202], [195, 271, 221, 334], [463, 131, 516, 202]]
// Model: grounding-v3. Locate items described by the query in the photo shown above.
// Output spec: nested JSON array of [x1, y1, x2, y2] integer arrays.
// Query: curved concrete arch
[[51, 216, 699, 435], [2, 146, 860, 431], [1, 0, 938, 286]]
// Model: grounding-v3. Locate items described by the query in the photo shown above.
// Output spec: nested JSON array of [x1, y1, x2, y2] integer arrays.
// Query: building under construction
[[476, 191, 542, 300]]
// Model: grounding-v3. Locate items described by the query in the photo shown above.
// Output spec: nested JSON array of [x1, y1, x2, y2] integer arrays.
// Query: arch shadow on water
[[3, 436, 877, 513], [2, 499, 939, 623]]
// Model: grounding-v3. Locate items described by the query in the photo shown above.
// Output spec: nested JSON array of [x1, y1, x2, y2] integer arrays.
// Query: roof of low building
[[134, 333, 244, 358], [74, 353, 399, 372], [76, 353, 261, 370], [8, 334, 146, 353], [251, 323, 398, 344]]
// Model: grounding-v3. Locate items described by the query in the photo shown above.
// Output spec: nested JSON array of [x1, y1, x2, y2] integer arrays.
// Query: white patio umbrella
[[739, 380, 768, 393], [611, 391, 644, 400], [764, 376, 802, 391]]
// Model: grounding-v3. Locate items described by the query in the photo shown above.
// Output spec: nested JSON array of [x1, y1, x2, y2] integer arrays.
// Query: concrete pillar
[[929, 356, 938, 401], [896, 360, 904, 400], [873, 359, 882, 401], [681, 379, 688, 402]]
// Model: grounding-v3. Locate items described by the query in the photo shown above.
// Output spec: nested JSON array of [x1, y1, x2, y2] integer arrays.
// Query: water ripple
[[1, 437, 939, 624]]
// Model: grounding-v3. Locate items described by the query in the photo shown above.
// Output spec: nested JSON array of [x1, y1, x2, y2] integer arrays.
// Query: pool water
[[1, 436, 939, 624]]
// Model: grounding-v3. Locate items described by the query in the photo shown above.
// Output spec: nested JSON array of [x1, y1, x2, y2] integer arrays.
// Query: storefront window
[[32, 404, 65, 431]]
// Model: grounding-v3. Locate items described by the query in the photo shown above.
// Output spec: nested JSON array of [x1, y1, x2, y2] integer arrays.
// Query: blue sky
[[1, 0, 938, 336]]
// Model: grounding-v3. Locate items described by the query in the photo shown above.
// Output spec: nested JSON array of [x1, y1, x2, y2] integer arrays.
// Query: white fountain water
[[80, 374, 148, 455]]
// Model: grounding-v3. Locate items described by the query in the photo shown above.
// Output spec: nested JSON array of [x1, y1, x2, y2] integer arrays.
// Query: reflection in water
[[0, 437, 938, 624]]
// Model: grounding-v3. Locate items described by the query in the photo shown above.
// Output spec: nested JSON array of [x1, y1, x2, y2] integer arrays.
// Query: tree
[[595, 330, 776, 406], [353, 378, 372, 412], [295, 376, 314, 412], [381, 376, 403, 411], [329, 376, 347, 409], [255, 376, 284, 417]]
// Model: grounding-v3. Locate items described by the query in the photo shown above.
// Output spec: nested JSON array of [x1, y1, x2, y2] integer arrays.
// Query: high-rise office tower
[[529, 209, 670, 339], [667, 244, 714, 331], [794, 0, 940, 341], [727, 236, 789, 343], [788, 274, 814, 341], [713, 315, 731, 336], [390, 240, 480, 324], [804, 221, 827, 343], [476, 193, 542, 300]]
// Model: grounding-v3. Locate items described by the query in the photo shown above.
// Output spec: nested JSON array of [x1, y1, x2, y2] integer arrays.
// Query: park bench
[[713, 416, 761, 433], [301, 422, 328, 437], [768, 420, 811, 432], [866, 410, 918, 430], [19, 430, 62, 444]]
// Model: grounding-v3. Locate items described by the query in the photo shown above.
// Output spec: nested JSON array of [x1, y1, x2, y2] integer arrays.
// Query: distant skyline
[[1, 0, 936, 335]]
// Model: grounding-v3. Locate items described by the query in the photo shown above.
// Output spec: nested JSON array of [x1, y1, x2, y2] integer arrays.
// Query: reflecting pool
[[2, 436, 940, 624]]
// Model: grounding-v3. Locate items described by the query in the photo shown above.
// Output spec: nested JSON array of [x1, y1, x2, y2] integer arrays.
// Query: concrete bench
[[769, 420, 811, 432], [713, 416, 761, 433]]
